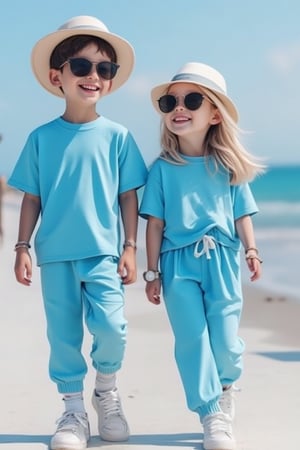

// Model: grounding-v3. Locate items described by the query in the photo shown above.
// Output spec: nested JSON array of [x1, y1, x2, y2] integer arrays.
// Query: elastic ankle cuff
[[57, 381, 84, 394], [92, 361, 121, 374], [197, 400, 221, 420]]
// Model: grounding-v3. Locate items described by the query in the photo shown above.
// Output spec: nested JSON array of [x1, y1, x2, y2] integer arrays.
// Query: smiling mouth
[[173, 116, 190, 123], [80, 84, 99, 91]]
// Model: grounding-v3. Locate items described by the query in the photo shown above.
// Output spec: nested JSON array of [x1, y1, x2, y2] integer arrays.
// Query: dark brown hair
[[50, 35, 117, 69]]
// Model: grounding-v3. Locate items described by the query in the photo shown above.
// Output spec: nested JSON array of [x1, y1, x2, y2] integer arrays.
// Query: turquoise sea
[[248, 165, 300, 300]]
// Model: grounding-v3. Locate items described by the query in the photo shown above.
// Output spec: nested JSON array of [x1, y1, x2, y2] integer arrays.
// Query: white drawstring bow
[[194, 235, 216, 259]]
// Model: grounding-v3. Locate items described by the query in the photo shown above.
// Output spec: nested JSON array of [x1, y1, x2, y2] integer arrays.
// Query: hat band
[[171, 73, 226, 95]]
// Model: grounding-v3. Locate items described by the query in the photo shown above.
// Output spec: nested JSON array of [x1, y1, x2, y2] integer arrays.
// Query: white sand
[[0, 191, 299, 449]]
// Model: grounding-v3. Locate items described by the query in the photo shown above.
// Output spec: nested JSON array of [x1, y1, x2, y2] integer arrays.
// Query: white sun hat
[[151, 62, 238, 122], [31, 15, 135, 97]]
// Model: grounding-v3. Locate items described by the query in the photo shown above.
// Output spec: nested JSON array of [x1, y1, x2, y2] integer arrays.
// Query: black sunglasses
[[60, 58, 120, 80], [158, 92, 205, 113]]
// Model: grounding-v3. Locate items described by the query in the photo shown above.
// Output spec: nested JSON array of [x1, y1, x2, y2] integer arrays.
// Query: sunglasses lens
[[184, 92, 204, 110], [158, 92, 204, 113], [69, 58, 91, 77], [67, 59, 119, 80], [97, 61, 119, 80], [158, 95, 177, 113]]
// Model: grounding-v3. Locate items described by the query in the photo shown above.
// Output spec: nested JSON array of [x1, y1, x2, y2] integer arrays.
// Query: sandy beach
[[0, 191, 299, 450]]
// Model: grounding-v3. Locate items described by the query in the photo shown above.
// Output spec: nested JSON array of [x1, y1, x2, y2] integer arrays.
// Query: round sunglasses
[[158, 92, 205, 113], [60, 58, 120, 80]]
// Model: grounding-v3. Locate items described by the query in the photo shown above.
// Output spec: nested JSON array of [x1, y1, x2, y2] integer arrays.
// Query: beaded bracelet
[[245, 255, 263, 264], [14, 241, 31, 251], [245, 247, 263, 263]]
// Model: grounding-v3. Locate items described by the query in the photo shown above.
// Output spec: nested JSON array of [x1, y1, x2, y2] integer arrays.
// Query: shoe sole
[[50, 445, 87, 450], [203, 441, 236, 450], [50, 432, 89, 450]]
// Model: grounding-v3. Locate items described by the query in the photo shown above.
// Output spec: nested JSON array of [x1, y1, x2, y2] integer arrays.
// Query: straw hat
[[151, 62, 238, 122], [31, 15, 135, 97]]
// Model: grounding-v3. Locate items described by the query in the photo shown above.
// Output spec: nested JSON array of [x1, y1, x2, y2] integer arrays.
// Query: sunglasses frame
[[158, 92, 205, 113], [60, 58, 120, 80]]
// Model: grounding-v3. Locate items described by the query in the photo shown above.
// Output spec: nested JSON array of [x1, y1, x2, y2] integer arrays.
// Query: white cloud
[[268, 42, 300, 74]]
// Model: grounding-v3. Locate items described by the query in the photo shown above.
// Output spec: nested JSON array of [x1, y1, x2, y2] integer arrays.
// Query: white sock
[[95, 372, 116, 394], [63, 392, 85, 413]]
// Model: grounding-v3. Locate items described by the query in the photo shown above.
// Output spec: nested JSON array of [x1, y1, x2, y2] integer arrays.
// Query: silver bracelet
[[123, 240, 137, 249]]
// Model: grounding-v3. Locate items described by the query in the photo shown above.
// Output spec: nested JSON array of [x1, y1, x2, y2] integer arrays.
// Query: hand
[[145, 279, 161, 305], [245, 254, 262, 281], [118, 247, 137, 284], [14, 248, 32, 286]]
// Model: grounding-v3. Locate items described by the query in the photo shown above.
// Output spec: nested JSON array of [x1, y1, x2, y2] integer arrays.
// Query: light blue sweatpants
[[160, 237, 244, 419], [40, 256, 126, 394]]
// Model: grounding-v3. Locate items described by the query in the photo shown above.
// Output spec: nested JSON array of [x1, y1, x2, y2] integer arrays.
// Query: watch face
[[143, 270, 156, 282], [146, 271, 156, 282]]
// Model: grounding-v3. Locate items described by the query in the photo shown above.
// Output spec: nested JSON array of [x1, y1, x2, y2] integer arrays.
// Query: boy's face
[[49, 42, 113, 105]]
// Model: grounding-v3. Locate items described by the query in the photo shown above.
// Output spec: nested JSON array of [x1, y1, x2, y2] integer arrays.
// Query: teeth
[[81, 84, 98, 91], [174, 117, 188, 122]]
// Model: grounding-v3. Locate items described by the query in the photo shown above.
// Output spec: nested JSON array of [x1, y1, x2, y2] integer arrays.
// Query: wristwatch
[[143, 270, 161, 282]]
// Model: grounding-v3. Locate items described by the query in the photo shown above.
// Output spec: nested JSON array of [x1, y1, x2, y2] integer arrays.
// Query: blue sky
[[1, 0, 300, 176]]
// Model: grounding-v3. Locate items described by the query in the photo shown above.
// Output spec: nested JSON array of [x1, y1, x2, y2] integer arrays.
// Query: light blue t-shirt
[[140, 155, 258, 252], [9, 116, 148, 265]]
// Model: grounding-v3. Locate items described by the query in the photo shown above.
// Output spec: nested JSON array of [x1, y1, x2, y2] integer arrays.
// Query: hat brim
[[151, 80, 238, 122], [31, 28, 135, 97]]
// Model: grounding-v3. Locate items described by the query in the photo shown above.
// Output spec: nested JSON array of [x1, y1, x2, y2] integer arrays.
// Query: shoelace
[[194, 235, 216, 259], [56, 411, 88, 432], [219, 385, 240, 416], [97, 389, 123, 417]]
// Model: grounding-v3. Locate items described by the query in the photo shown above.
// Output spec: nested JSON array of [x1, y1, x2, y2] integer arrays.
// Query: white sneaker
[[50, 411, 90, 450], [219, 385, 236, 420], [203, 412, 236, 450], [92, 388, 129, 441]]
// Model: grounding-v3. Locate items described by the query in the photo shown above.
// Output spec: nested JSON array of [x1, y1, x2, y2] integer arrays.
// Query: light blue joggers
[[40, 256, 126, 394], [161, 237, 245, 419]]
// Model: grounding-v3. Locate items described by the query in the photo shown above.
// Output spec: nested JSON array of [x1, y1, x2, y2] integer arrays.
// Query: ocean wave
[[257, 201, 300, 212], [255, 227, 300, 239], [254, 201, 300, 228]]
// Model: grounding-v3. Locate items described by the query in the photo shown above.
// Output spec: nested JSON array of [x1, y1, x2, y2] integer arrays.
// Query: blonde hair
[[159, 86, 265, 184]]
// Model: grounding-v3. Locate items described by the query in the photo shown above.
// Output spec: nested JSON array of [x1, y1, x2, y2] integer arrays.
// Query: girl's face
[[49, 43, 113, 109], [163, 83, 221, 141]]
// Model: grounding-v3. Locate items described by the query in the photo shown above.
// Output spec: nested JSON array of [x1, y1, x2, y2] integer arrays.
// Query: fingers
[[121, 272, 137, 285], [14, 251, 32, 286], [247, 259, 262, 282], [145, 281, 161, 305], [149, 294, 161, 305], [15, 268, 32, 286], [118, 266, 137, 285]]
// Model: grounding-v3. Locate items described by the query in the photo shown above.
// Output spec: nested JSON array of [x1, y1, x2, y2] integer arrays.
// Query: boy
[[8, 16, 147, 450]]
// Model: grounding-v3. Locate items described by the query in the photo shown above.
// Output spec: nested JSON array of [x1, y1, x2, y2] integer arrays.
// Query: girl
[[140, 62, 264, 450]]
